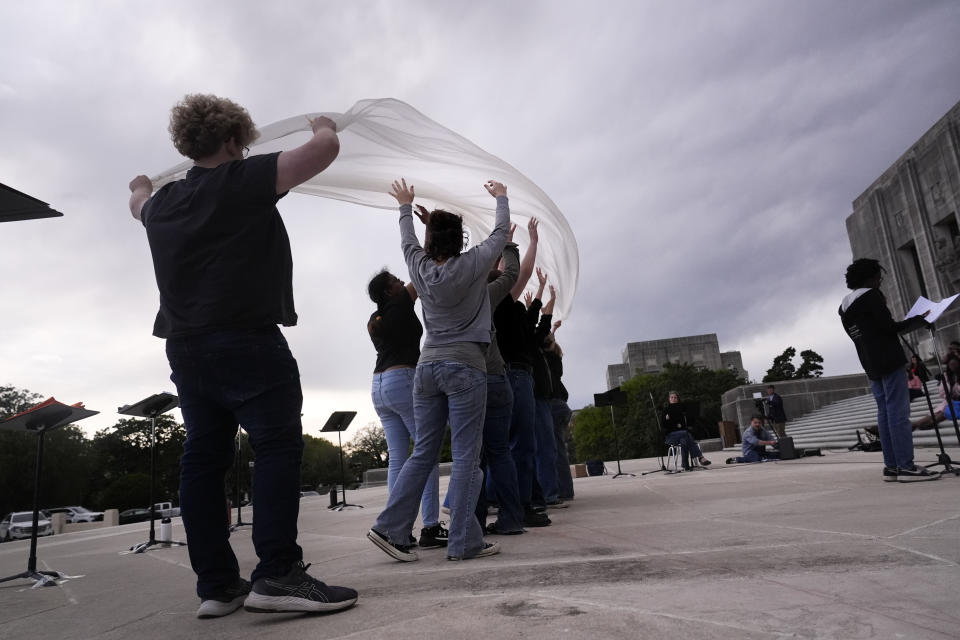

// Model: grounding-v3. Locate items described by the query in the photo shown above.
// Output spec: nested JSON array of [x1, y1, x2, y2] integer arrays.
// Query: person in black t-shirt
[[661, 391, 711, 467], [544, 320, 574, 501], [128, 94, 357, 617], [366, 270, 444, 548]]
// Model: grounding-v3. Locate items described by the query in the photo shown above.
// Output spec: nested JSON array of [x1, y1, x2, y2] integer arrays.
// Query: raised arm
[[510, 217, 539, 301], [534, 267, 547, 302], [488, 239, 520, 307], [128, 175, 153, 221], [470, 180, 510, 269], [389, 179, 425, 267], [275, 116, 340, 194]]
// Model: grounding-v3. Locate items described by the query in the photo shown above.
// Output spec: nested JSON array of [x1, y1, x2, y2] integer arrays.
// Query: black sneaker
[[725, 458, 737, 465], [447, 541, 501, 561], [197, 578, 251, 618], [897, 465, 941, 483], [545, 500, 569, 509], [418, 522, 449, 549], [485, 522, 524, 535], [882, 467, 899, 482], [243, 562, 357, 613], [699, 458, 712, 466], [367, 528, 418, 562], [523, 509, 551, 528]]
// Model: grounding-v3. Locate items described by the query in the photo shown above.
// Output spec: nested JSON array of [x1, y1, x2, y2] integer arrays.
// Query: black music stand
[[594, 388, 634, 478], [229, 432, 252, 531], [642, 391, 669, 476], [117, 392, 187, 552], [0, 399, 97, 587], [322, 411, 362, 510]]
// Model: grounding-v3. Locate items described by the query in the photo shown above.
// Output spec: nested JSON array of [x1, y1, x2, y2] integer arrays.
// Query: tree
[[763, 347, 797, 382], [796, 349, 824, 379], [762, 346, 825, 382], [347, 423, 388, 469], [571, 363, 746, 462], [301, 434, 342, 489]]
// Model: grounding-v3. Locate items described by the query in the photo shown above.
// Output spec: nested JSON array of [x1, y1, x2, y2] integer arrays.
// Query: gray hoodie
[[399, 196, 510, 355]]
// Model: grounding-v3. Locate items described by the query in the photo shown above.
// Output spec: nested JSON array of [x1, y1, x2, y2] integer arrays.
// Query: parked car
[[46, 506, 104, 523], [119, 508, 153, 525], [1, 511, 54, 542], [153, 502, 181, 518]]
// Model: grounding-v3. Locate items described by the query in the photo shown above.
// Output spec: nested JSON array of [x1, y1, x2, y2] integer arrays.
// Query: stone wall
[[721, 374, 871, 427]]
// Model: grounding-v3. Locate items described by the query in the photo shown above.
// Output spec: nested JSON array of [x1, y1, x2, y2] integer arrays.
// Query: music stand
[[229, 432, 251, 531], [322, 411, 362, 510], [0, 398, 97, 587], [117, 392, 187, 552], [594, 388, 634, 478], [642, 391, 669, 476]]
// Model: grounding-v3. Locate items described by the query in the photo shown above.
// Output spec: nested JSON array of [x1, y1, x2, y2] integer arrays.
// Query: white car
[[0, 511, 54, 541], [47, 506, 104, 523]]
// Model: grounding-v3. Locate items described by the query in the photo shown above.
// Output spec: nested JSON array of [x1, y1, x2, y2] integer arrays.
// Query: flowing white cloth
[[151, 98, 579, 318]]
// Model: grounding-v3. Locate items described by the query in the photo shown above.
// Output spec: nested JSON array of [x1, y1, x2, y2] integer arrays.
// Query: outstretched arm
[[276, 116, 340, 194], [389, 178, 424, 266], [128, 175, 153, 221], [510, 217, 539, 300]]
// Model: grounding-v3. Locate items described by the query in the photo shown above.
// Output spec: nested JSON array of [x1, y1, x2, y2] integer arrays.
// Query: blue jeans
[[551, 399, 574, 500], [506, 369, 537, 507], [166, 326, 303, 599], [665, 430, 702, 465], [480, 374, 523, 532], [871, 369, 915, 469], [373, 361, 487, 558], [371, 368, 439, 527], [534, 398, 559, 503]]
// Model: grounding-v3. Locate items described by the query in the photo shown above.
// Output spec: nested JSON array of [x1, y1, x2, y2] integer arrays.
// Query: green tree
[[571, 363, 746, 462], [796, 349, 824, 379], [346, 423, 388, 472], [301, 434, 342, 489], [763, 347, 797, 382]]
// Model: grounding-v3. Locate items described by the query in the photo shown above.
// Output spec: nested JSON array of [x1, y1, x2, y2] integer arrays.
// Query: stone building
[[605, 333, 747, 389], [846, 100, 960, 359]]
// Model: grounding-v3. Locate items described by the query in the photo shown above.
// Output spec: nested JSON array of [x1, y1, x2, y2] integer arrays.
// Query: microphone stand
[[642, 392, 668, 476]]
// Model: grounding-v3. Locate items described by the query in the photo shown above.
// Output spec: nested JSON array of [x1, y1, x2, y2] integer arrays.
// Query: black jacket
[[839, 288, 927, 380]]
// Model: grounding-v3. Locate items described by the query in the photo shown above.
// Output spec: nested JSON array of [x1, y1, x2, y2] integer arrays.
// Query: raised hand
[[536, 267, 547, 287], [523, 291, 533, 308], [548, 285, 556, 301], [484, 180, 507, 197], [414, 204, 431, 226], [389, 178, 415, 206], [307, 115, 337, 134], [552, 319, 562, 334], [528, 217, 539, 243], [507, 223, 517, 243], [129, 175, 152, 193]]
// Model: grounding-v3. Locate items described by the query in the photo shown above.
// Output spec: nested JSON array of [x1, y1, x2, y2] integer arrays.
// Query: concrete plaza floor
[[1, 449, 958, 639]]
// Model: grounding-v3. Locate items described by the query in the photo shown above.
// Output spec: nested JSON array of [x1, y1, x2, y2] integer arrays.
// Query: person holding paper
[[839, 258, 939, 483]]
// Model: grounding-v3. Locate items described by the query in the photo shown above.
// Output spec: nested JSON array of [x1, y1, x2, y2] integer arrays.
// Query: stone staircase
[[775, 380, 960, 450]]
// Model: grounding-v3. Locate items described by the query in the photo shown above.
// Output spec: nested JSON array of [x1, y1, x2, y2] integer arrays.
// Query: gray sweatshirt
[[399, 195, 510, 360], [485, 242, 520, 375]]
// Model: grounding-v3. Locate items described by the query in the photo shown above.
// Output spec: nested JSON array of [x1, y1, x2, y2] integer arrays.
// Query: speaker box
[[778, 437, 796, 460]]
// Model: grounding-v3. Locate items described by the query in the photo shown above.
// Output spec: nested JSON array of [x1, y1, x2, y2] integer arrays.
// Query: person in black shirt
[[128, 94, 357, 617], [661, 391, 712, 467], [527, 282, 564, 507], [366, 270, 444, 548], [839, 258, 937, 482], [544, 320, 575, 501]]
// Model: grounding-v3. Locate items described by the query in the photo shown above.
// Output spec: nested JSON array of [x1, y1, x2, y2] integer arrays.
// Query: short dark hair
[[766, 385, 775, 391], [750, 414, 765, 422], [844, 258, 883, 289], [425, 210, 464, 261], [367, 270, 395, 308]]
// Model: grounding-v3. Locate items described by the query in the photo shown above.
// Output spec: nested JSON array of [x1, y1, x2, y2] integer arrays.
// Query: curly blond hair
[[168, 94, 258, 160]]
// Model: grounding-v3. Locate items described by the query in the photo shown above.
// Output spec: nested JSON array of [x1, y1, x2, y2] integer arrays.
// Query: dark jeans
[[166, 326, 304, 599], [476, 374, 523, 532], [534, 398, 559, 503], [665, 430, 702, 466], [506, 369, 537, 507], [551, 399, 574, 500]]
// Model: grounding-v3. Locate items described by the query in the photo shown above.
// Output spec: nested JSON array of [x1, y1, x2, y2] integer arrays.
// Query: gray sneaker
[[197, 578, 250, 618], [897, 465, 941, 482], [447, 541, 501, 561], [367, 528, 418, 562], [882, 467, 899, 482], [243, 562, 358, 613]]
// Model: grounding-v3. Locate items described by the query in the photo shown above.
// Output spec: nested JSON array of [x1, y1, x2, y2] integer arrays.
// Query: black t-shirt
[[141, 153, 296, 338], [369, 290, 423, 372], [544, 349, 569, 401], [494, 297, 537, 368]]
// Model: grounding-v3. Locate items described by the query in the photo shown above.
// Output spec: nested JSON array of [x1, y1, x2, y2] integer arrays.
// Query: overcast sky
[[2, 0, 959, 441]]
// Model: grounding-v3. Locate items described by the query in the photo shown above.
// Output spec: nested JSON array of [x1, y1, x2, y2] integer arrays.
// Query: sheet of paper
[[904, 293, 960, 324]]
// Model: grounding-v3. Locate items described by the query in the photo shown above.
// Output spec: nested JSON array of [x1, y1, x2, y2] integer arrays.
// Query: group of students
[[364, 178, 575, 563]]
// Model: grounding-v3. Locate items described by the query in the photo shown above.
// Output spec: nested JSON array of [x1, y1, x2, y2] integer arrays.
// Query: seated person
[[726, 415, 777, 464], [906, 367, 925, 401], [866, 353, 960, 435], [661, 391, 711, 467]]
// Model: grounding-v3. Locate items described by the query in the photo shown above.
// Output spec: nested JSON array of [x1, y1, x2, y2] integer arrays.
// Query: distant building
[[846, 100, 960, 359], [605, 333, 747, 389]]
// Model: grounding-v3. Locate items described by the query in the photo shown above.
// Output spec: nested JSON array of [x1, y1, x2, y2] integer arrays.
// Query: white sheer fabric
[[151, 98, 578, 318]]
